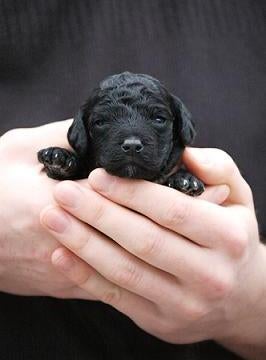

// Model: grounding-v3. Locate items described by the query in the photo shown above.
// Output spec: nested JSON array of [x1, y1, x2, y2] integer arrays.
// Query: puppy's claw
[[181, 178, 190, 189]]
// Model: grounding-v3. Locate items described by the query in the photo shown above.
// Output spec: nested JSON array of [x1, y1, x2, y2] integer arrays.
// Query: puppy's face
[[68, 72, 196, 180], [88, 90, 175, 180]]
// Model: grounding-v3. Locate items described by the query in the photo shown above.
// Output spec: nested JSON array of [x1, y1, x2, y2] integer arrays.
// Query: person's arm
[[41, 147, 266, 360], [0, 120, 95, 299]]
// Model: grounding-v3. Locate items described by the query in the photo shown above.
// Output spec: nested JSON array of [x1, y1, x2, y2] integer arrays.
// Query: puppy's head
[[68, 72, 195, 180]]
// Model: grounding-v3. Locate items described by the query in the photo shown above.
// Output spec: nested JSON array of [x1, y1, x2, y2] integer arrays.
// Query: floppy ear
[[67, 109, 90, 157], [170, 94, 196, 146], [67, 87, 101, 157]]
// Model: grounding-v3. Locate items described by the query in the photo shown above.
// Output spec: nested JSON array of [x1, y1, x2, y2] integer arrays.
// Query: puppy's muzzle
[[121, 136, 144, 154]]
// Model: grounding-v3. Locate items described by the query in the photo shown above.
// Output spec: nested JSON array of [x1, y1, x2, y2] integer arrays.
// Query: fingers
[[48, 180, 245, 285], [51, 248, 157, 327], [51, 247, 125, 303], [41, 206, 186, 304], [86, 171, 243, 253], [43, 212, 221, 334], [182, 147, 254, 208]]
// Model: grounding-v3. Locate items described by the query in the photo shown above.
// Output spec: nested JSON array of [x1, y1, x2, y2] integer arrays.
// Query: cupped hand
[[41, 146, 266, 357], [0, 120, 95, 299]]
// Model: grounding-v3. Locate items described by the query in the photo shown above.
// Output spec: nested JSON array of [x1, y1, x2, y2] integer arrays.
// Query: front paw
[[37, 147, 78, 179], [167, 170, 205, 196]]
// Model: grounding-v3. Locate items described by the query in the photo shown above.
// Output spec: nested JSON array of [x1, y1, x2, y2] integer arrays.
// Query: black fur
[[38, 72, 204, 196]]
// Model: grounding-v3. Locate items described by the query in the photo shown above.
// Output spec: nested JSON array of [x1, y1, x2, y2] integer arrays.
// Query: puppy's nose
[[121, 137, 144, 153]]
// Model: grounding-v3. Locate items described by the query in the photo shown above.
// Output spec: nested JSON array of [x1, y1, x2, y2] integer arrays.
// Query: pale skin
[[0, 121, 265, 359], [0, 120, 95, 299]]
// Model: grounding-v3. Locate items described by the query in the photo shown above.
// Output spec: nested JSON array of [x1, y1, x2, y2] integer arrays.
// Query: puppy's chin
[[105, 164, 159, 180]]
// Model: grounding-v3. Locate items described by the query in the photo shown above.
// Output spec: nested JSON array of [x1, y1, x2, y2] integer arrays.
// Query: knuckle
[[213, 275, 234, 299], [92, 203, 106, 226], [100, 286, 121, 305], [214, 148, 234, 165], [201, 270, 234, 300], [134, 227, 164, 258], [72, 239, 88, 253], [109, 260, 143, 288], [226, 227, 249, 258], [163, 199, 191, 228], [68, 227, 92, 253], [182, 301, 208, 322], [214, 149, 254, 204], [74, 270, 94, 287], [214, 149, 237, 175], [222, 151, 234, 165], [170, 294, 208, 323]]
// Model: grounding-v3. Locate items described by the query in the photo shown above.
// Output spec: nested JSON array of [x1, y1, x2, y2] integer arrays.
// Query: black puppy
[[38, 72, 204, 196]]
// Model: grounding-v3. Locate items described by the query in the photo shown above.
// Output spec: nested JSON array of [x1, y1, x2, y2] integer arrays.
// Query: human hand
[[41, 146, 266, 359], [0, 121, 95, 299]]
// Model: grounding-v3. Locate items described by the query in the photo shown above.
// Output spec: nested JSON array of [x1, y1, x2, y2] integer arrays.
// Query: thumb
[[198, 184, 230, 205], [182, 147, 253, 208], [31, 119, 73, 150]]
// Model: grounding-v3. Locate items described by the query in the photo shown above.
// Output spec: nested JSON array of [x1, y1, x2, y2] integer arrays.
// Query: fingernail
[[54, 181, 82, 207], [42, 208, 69, 233], [88, 168, 115, 192]]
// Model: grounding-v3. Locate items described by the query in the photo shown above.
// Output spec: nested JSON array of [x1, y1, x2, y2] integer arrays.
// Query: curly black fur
[[38, 72, 204, 195]]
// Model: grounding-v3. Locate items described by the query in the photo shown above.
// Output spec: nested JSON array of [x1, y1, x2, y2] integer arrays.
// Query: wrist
[[216, 243, 266, 359]]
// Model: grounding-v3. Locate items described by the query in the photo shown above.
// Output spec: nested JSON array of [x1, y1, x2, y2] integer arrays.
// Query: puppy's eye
[[94, 119, 105, 127], [154, 117, 167, 125]]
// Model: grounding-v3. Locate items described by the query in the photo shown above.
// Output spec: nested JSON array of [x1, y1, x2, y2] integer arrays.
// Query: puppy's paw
[[37, 147, 78, 180], [167, 169, 205, 196]]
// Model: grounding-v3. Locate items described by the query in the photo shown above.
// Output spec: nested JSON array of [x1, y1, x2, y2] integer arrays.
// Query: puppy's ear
[[67, 109, 90, 157], [170, 94, 196, 146]]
